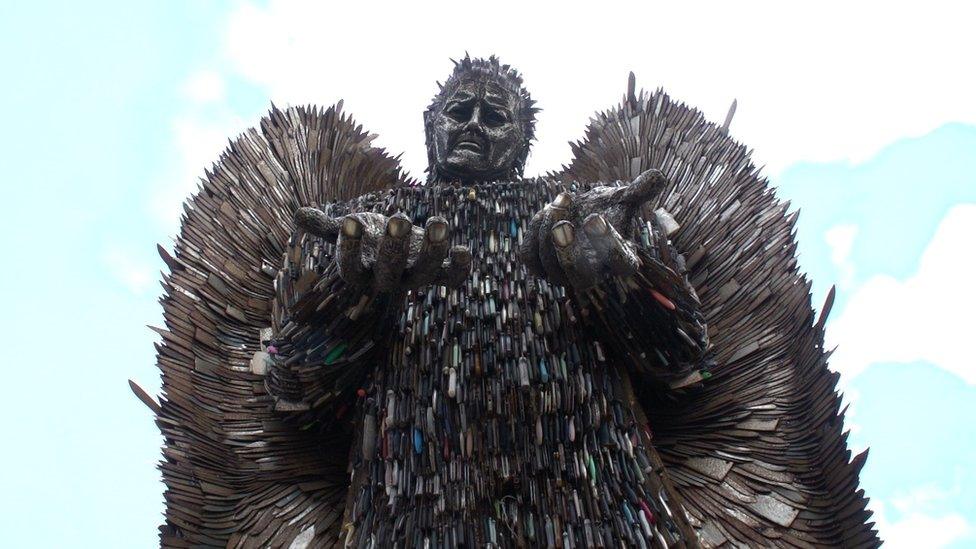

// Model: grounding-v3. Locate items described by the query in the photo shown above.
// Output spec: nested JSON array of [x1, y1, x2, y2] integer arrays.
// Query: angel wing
[[555, 75, 879, 548], [141, 103, 414, 547]]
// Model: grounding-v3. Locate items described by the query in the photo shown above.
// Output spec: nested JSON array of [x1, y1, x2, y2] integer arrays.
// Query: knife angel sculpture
[[136, 56, 878, 548]]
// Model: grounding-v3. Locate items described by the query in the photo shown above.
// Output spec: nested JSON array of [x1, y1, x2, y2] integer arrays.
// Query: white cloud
[[182, 70, 226, 104], [825, 224, 859, 289], [218, 0, 976, 178], [873, 486, 971, 548], [878, 510, 970, 549], [151, 99, 250, 234], [891, 485, 959, 515], [827, 204, 976, 384], [103, 247, 153, 295]]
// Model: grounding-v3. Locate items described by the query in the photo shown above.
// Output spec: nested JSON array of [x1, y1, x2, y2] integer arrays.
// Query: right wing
[[556, 79, 878, 548], [148, 103, 413, 547]]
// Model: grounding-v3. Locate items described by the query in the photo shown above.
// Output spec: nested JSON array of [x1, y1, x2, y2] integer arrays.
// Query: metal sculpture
[[136, 55, 878, 547]]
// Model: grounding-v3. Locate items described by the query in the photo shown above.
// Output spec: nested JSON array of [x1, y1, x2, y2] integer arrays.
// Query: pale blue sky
[[1, 1, 973, 547], [776, 125, 976, 544]]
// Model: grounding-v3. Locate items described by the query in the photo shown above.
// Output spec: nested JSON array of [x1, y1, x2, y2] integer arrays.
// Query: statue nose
[[464, 104, 484, 130]]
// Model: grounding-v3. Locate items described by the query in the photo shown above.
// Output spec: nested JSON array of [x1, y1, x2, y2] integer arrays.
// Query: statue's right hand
[[294, 207, 472, 295]]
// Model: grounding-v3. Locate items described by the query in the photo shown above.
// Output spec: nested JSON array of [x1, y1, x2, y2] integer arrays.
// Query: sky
[[1, 1, 973, 546]]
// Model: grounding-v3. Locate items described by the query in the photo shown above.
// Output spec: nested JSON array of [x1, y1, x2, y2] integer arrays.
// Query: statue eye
[[446, 104, 472, 122], [484, 110, 508, 127]]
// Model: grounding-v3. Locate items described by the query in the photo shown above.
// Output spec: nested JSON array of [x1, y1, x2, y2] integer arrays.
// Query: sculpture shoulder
[[259, 103, 417, 202], [410, 178, 565, 199], [555, 88, 744, 186]]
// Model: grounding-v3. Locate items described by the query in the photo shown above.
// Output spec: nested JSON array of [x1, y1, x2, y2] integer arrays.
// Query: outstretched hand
[[294, 208, 472, 296], [520, 169, 667, 290]]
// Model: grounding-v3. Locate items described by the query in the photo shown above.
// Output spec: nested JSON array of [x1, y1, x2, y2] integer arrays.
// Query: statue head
[[424, 55, 538, 183]]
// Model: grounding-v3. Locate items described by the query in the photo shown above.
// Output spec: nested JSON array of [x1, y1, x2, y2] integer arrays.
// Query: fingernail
[[583, 214, 608, 236], [342, 217, 363, 238], [552, 222, 575, 247], [452, 247, 472, 264], [552, 192, 572, 209], [427, 220, 448, 243], [388, 216, 411, 237]]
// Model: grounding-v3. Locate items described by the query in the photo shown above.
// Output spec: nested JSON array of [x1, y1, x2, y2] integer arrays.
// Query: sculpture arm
[[267, 196, 472, 415], [520, 172, 711, 389], [266, 213, 393, 415], [581, 211, 712, 389]]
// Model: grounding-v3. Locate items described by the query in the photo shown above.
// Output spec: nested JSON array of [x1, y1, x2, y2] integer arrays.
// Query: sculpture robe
[[271, 179, 708, 547]]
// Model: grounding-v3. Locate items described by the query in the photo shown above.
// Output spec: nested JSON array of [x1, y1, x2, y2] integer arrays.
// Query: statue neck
[[426, 164, 519, 185]]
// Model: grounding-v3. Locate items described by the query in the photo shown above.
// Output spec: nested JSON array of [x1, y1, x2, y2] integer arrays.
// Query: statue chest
[[359, 284, 659, 546], [373, 180, 610, 468], [349, 182, 670, 546]]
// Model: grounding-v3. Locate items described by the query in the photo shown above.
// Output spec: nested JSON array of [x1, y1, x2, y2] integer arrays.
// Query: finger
[[583, 213, 639, 277], [552, 220, 598, 290], [373, 213, 413, 293], [295, 206, 341, 241], [518, 209, 546, 277], [538, 192, 574, 285], [619, 169, 667, 206], [581, 213, 614, 263], [434, 246, 472, 288], [336, 215, 367, 281], [403, 216, 451, 288]]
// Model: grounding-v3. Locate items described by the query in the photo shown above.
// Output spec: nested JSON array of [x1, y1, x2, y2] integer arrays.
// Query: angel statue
[[133, 55, 879, 548]]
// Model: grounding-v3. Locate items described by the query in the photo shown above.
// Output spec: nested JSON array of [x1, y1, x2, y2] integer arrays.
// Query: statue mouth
[[453, 135, 486, 154]]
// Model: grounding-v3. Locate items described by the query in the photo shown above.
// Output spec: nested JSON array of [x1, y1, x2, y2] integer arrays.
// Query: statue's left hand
[[520, 169, 667, 290]]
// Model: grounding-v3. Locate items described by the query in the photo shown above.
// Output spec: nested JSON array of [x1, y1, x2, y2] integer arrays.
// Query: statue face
[[431, 78, 522, 182]]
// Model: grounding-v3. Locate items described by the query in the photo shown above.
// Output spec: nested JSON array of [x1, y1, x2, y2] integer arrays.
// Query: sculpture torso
[[344, 180, 689, 547]]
